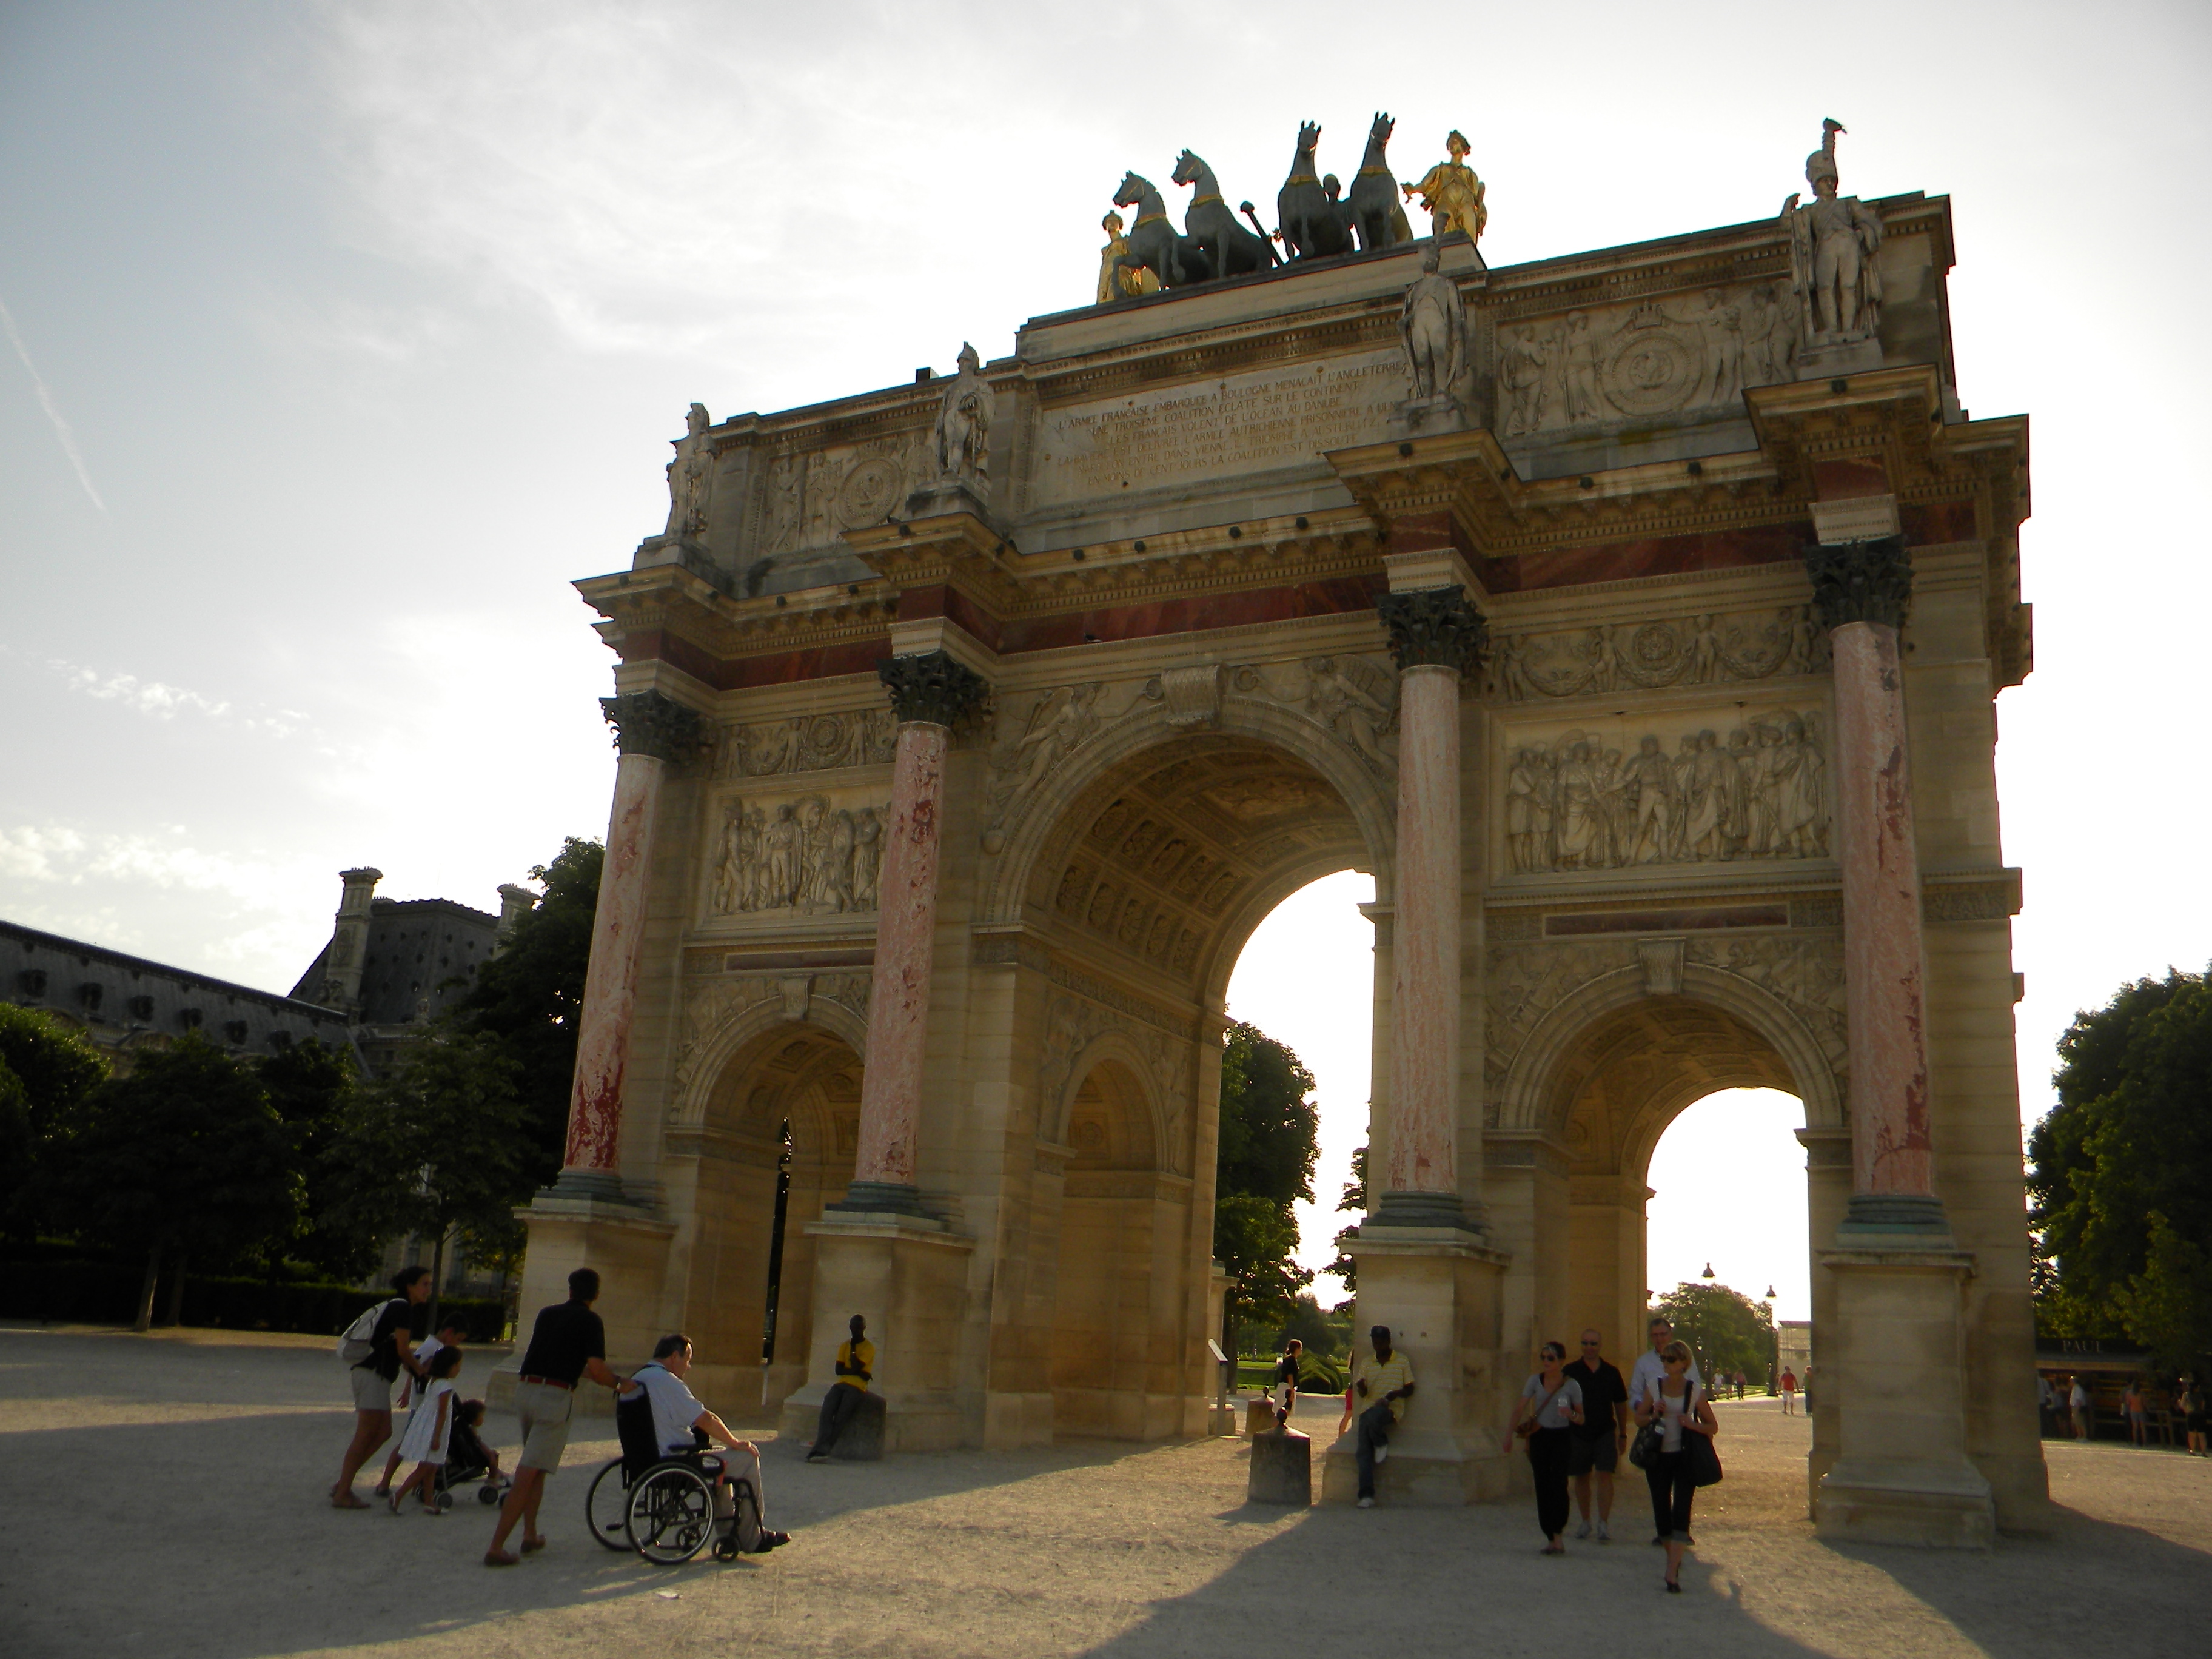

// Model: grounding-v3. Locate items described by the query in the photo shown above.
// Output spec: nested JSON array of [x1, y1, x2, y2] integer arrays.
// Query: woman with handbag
[[1633, 1339, 1720, 1592], [1505, 1340, 1584, 1553]]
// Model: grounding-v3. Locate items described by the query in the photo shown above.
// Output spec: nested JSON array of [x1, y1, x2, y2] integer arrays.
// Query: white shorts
[[349, 1367, 392, 1413]]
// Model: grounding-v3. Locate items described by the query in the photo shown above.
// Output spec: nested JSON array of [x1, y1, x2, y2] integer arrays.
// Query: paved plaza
[[2, 1323, 2205, 1658]]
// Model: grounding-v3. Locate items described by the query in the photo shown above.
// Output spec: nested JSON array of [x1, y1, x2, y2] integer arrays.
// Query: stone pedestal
[[493, 1191, 677, 1415], [776, 1209, 974, 1455], [1245, 1397, 1277, 1436], [1207, 1403, 1239, 1436], [1324, 1227, 1511, 1505], [828, 1391, 888, 1461], [1248, 1429, 1312, 1506], [1814, 1240, 1995, 1549]]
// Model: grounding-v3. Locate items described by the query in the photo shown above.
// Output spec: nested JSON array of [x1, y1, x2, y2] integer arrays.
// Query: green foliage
[[1213, 1023, 1320, 1328], [43, 1036, 301, 1276], [0, 1005, 110, 1242], [2029, 968, 2212, 1368], [1327, 1141, 1367, 1298], [445, 837, 601, 1187], [255, 1039, 377, 1281], [1652, 1281, 1775, 1384], [327, 1032, 532, 1316], [0, 1261, 505, 1339]]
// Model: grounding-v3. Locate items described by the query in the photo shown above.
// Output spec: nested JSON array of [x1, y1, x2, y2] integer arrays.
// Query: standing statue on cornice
[[1096, 211, 1161, 304], [1399, 241, 1467, 408], [1403, 129, 1487, 244], [663, 401, 712, 541], [1781, 119, 1883, 346], [933, 343, 993, 492]]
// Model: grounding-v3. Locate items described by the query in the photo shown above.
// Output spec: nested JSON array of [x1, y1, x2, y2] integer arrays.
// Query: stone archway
[[659, 1016, 864, 1412]]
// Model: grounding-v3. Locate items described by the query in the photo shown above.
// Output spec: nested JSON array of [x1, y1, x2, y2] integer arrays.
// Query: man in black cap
[[1349, 1324, 1415, 1508]]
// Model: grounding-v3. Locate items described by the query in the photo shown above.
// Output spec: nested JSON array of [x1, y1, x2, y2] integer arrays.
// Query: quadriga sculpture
[[1347, 112, 1414, 253], [1110, 172, 1214, 290], [1171, 149, 1281, 280], [1276, 121, 1353, 260]]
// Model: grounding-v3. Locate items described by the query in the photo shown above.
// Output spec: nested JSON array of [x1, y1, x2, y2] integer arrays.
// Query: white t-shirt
[[1630, 1348, 1703, 1407], [631, 1362, 707, 1455]]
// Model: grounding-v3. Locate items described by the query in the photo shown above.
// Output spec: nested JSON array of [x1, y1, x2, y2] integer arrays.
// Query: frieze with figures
[[711, 794, 888, 917], [1489, 608, 1826, 702], [1503, 711, 1829, 875], [712, 709, 898, 779]]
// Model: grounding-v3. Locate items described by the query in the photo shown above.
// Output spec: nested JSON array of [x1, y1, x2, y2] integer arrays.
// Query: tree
[[1327, 1141, 1367, 1301], [329, 1031, 532, 1327], [0, 1005, 109, 1247], [445, 837, 600, 1185], [44, 1037, 300, 1330], [1652, 1282, 1775, 1385], [2029, 968, 2212, 1368], [256, 1039, 376, 1281], [1213, 1022, 1319, 1346]]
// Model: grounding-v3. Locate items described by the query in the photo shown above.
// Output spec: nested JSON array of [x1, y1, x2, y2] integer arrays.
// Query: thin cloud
[[0, 290, 107, 514], [46, 657, 309, 738]]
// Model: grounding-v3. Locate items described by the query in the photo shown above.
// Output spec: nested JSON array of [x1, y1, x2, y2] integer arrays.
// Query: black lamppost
[[1762, 1286, 1778, 1395]]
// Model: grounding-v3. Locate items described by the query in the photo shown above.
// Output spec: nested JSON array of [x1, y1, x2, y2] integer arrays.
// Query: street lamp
[[1701, 1262, 1715, 1279], [1761, 1287, 1778, 1395]]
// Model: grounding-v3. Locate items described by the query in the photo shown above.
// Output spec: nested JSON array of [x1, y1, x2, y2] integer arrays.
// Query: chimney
[[495, 882, 539, 948], [320, 867, 382, 1014]]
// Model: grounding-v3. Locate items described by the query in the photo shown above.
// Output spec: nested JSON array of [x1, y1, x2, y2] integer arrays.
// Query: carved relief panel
[[751, 428, 932, 558], [1488, 606, 1827, 702], [706, 787, 891, 920], [711, 709, 897, 780], [1494, 705, 1832, 876]]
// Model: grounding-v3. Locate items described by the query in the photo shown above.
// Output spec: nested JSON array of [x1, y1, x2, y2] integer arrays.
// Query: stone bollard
[[1246, 1396, 1278, 1436], [1247, 1428, 1311, 1506], [830, 1390, 887, 1461], [1208, 1402, 1239, 1436]]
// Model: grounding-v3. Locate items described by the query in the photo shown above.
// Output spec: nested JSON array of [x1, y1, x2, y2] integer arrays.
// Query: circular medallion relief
[[1601, 327, 1698, 414], [837, 457, 903, 526], [1631, 622, 1682, 673]]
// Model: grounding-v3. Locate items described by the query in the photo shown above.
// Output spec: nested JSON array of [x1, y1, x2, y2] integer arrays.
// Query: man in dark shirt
[[1564, 1327, 1631, 1541], [330, 1265, 431, 1509], [486, 1267, 624, 1566]]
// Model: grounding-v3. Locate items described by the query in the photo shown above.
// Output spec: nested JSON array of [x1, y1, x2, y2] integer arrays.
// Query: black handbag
[[1685, 1384, 1724, 1487], [1627, 1418, 1664, 1470]]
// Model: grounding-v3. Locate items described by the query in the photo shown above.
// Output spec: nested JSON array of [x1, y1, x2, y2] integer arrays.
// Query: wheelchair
[[584, 1387, 762, 1564]]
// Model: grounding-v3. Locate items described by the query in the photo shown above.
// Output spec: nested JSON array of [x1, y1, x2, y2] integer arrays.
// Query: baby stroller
[[582, 1386, 760, 1564], [432, 1411, 511, 1509]]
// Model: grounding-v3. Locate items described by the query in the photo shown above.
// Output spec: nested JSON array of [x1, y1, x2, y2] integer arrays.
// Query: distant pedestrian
[[1778, 1367, 1798, 1415], [374, 1313, 465, 1499], [2037, 1372, 2056, 1436], [2069, 1375, 2091, 1441], [1349, 1325, 1415, 1509], [330, 1266, 432, 1510], [2183, 1376, 2207, 1456], [1507, 1340, 1585, 1553], [807, 1314, 875, 1463], [486, 1267, 625, 1567], [1563, 1327, 1629, 1541], [1634, 1339, 1718, 1591], [2121, 1380, 2146, 1447], [1270, 1339, 1304, 1428], [387, 1345, 463, 1516]]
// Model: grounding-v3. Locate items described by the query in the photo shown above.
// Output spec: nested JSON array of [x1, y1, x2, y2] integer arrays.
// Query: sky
[[5, 2, 2209, 1312]]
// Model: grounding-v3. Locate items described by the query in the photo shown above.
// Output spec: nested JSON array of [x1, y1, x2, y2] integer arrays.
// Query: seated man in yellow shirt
[[1350, 1324, 1416, 1507], [806, 1314, 876, 1463]]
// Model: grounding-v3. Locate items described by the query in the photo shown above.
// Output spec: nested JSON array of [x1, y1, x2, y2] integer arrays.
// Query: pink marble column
[[1370, 585, 1487, 1230], [1388, 663, 1461, 1199], [839, 650, 989, 1212], [555, 692, 700, 1198], [1808, 537, 1946, 1232]]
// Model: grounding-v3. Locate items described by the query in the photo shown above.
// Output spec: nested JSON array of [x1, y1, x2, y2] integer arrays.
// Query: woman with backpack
[[330, 1267, 432, 1509]]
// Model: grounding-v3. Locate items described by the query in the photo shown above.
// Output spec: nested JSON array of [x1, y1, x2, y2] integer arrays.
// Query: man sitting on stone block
[[1350, 1325, 1415, 1508], [806, 1314, 875, 1464]]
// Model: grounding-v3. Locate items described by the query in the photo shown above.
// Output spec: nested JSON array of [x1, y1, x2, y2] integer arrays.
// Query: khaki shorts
[[515, 1380, 574, 1471], [349, 1366, 392, 1413]]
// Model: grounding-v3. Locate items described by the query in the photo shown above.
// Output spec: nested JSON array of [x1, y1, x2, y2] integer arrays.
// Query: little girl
[[389, 1345, 463, 1515]]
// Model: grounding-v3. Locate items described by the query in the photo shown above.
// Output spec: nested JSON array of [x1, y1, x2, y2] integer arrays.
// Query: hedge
[[0, 1262, 508, 1342]]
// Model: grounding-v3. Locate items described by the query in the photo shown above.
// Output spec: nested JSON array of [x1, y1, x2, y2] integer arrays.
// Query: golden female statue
[[1096, 211, 1161, 304], [1403, 130, 1487, 244]]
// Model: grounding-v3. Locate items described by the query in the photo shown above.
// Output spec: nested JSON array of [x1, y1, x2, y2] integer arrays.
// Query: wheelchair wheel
[[626, 1463, 717, 1566], [583, 1459, 632, 1552]]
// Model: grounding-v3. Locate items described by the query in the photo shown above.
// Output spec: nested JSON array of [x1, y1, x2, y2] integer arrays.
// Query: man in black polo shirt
[[486, 1267, 624, 1567], [1564, 1326, 1631, 1541]]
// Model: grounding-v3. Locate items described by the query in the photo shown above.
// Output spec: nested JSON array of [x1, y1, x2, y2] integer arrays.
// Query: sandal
[[520, 1535, 548, 1554], [331, 1492, 371, 1510], [484, 1549, 519, 1567]]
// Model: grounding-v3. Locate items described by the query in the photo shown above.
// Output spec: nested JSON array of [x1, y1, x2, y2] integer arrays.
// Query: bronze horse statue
[[1172, 149, 1281, 280], [1347, 112, 1414, 253], [1276, 121, 1352, 260], [1110, 172, 1213, 290]]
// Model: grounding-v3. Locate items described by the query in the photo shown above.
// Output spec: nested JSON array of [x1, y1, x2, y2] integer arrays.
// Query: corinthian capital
[[599, 691, 708, 765], [878, 649, 991, 728], [1378, 585, 1489, 676], [1804, 535, 1912, 633]]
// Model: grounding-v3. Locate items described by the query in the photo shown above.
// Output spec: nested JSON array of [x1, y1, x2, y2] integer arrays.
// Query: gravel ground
[[3, 1322, 2207, 1658]]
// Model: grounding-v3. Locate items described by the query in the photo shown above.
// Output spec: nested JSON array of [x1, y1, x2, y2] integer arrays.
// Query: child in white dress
[[389, 1346, 463, 1515]]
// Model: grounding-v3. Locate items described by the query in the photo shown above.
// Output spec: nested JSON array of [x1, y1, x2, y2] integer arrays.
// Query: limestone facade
[[517, 187, 2043, 1538]]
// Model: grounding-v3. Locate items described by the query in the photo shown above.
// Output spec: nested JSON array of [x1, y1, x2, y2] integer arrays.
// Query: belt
[[518, 1375, 573, 1390]]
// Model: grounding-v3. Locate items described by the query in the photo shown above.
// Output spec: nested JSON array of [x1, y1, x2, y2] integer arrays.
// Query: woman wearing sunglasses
[[1634, 1339, 1720, 1592]]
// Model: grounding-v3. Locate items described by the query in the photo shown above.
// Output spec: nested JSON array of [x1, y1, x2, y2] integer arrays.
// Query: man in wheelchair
[[623, 1334, 791, 1556]]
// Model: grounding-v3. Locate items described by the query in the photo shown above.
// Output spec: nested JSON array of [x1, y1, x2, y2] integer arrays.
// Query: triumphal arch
[[514, 120, 2043, 1544]]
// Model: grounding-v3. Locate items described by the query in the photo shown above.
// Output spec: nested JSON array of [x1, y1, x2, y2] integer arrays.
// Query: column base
[[825, 1180, 936, 1219], [1364, 1190, 1484, 1233], [1813, 1238, 1994, 1550], [775, 1210, 975, 1453], [1838, 1193, 1952, 1236], [1321, 1224, 1512, 1506], [545, 1167, 636, 1204]]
